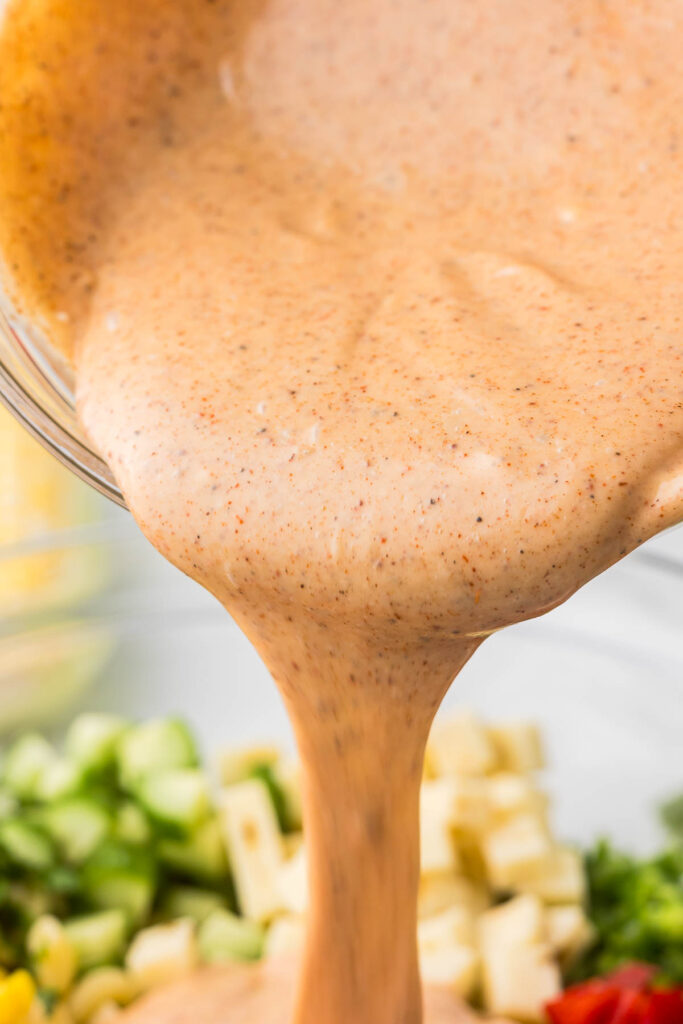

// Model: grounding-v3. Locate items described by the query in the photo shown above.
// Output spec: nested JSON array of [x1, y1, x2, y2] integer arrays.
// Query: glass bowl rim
[[0, 291, 126, 507]]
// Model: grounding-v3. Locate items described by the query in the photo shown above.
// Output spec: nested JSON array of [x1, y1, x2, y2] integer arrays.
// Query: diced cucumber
[[65, 713, 128, 775], [43, 798, 111, 864], [136, 769, 210, 834], [34, 758, 84, 802], [113, 802, 152, 846], [161, 887, 228, 924], [87, 874, 155, 930], [82, 842, 157, 927], [7, 881, 55, 925], [250, 763, 291, 834], [198, 909, 264, 963], [158, 817, 228, 883], [3, 734, 55, 799], [116, 719, 198, 789], [272, 758, 303, 833], [64, 910, 128, 971], [0, 789, 18, 819], [0, 819, 55, 871], [45, 866, 81, 897]]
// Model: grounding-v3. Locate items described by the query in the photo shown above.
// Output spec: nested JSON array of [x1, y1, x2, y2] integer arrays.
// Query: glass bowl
[[0, 290, 124, 506], [17, 522, 678, 856]]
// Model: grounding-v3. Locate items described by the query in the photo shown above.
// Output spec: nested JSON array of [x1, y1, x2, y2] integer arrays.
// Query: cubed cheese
[[488, 723, 544, 774], [420, 945, 479, 998], [482, 944, 561, 1022], [482, 814, 552, 890], [428, 712, 499, 777], [417, 873, 490, 919], [125, 920, 197, 992], [69, 968, 136, 1024], [90, 1003, 121, 1024], [478, 894, 546, 951], [418, 906, 475, 951], [278, 844, 308, 915], [265, 916, 306, 959], [219, 779, 285, 921], [514, 847, 586, 904], [420, 780, 461, 875], [545, 905, 594, 960], [485, 773, 545, 822]]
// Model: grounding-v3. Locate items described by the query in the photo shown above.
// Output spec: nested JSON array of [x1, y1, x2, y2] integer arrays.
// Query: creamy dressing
[[1, 1, 683, 1022]]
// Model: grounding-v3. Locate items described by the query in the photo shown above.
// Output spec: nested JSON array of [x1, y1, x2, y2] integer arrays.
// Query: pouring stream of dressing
[[1, 1, 682, 1021]]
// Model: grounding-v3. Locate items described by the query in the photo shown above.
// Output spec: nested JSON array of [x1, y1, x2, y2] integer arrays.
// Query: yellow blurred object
[[0, 406, 104, 618], [0, 969, 37, 1024], [0, 408, 113, 733]]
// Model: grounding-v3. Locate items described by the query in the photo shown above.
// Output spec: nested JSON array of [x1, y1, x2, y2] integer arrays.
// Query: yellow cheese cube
[[27, 915, 77, 995], [265, 916, 306, 959], [485, 773, 545, 822], [482, 814, 552, 890], [417, 873, 490, 919], [278, 844, 308, 915], [219, 779, 285, 921], [482, 945, 561, 1022], [420, 945, 479, 998], [546, 905, 594, 960], [125, 920, 198, 992], [488, 723, 544, 774], [428, 712, 499, 777], [69, 968, 135, 1024], [47, 1003, 74, 1024], [0, 971, 36, 1024], [420, 779, 462, 875], [89, 1003, 121, 1024], [418, 906, 476, 951], [515, 847, 586, 904], [478, 894, 546, 950]]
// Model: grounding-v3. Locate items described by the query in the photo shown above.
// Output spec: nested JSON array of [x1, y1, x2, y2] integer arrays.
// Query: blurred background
[[2, 404, 682, 854]]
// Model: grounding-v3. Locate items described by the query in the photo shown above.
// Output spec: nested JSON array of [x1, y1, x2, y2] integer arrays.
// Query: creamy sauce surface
[[1, 1, 683, 1021]]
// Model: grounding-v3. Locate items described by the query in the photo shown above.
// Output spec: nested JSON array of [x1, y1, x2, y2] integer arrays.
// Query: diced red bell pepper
[[643, 990, 683, 1024], [611, 990, 653, 1024], [608, 965, 659, 993], [546, 965, 683, 1024], [546, 983, 620, 1024]]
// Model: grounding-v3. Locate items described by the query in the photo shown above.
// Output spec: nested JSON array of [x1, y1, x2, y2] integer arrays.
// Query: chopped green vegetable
[[3, 735, 55, 800], [33, 758, 83, 803], [5, 881, 55, 927], [160, 886, 228, 924], [0, 789, 18, 819], [65, 713, 128, 775], [136, 769, 210, 834], [43, 797, 111, 864], [249, 763, 291, 834], [81, 841, 157, 927], [661, 793, 683, 844], [0, 820, 55, 872], [113, 801, 152, 846], [158, 817, 228, 883], [198, 908, 264, 963], [571, 839, 683, 985], [64, 910, 128, 972], [116, 718, 198, 789]]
